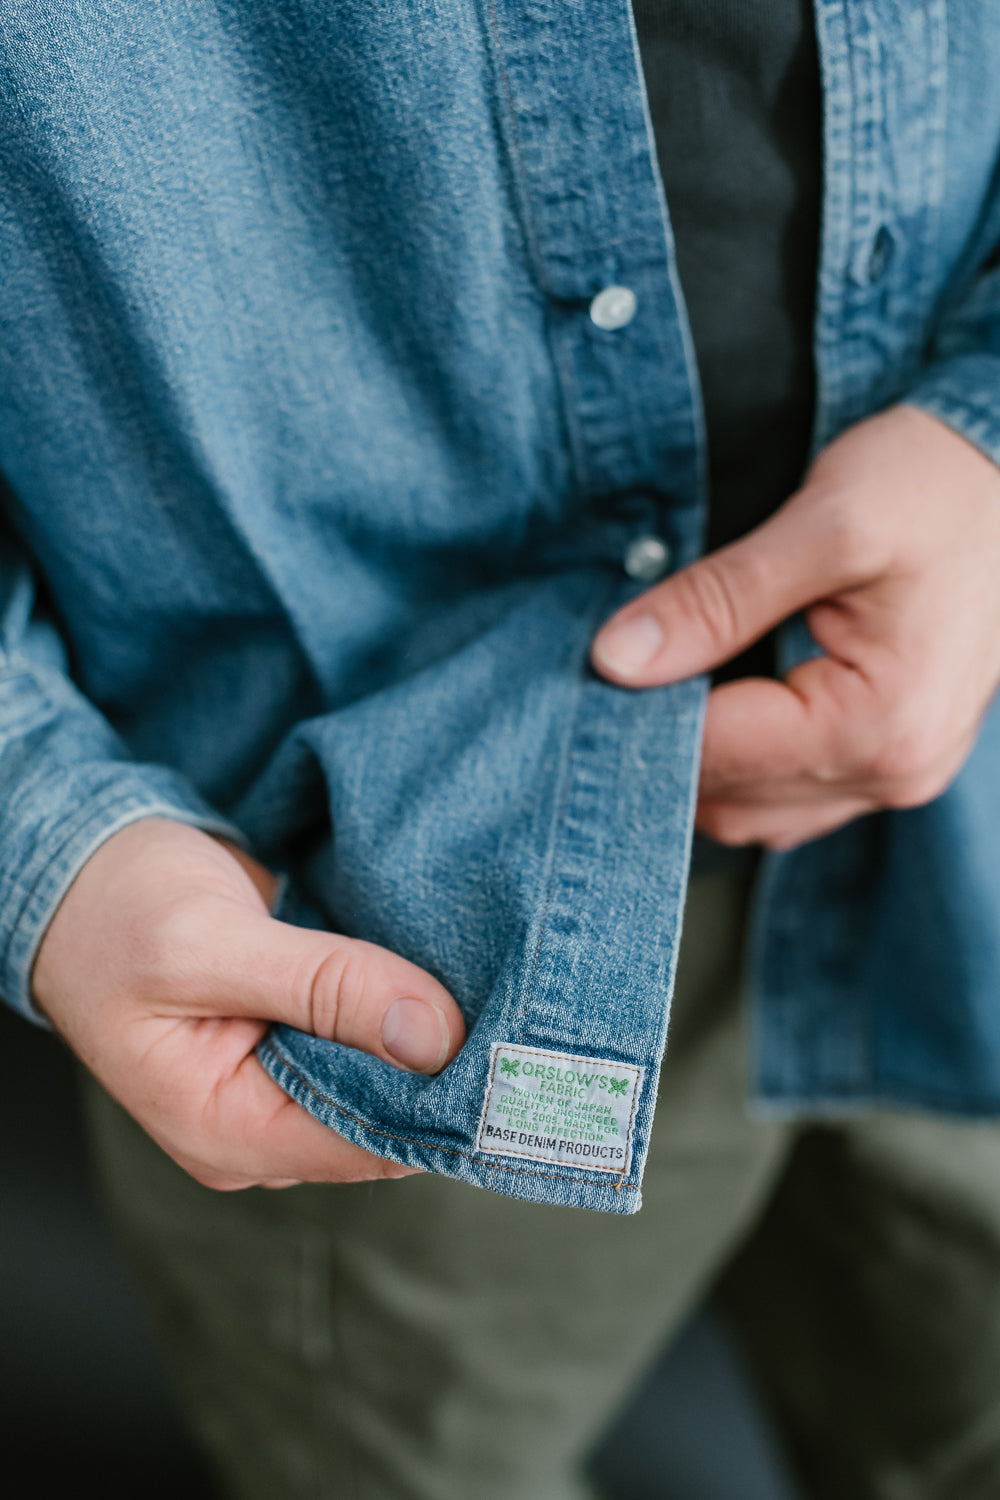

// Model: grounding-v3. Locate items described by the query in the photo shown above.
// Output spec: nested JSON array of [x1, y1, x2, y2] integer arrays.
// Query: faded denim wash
[[1, 2, 1000, 1211]]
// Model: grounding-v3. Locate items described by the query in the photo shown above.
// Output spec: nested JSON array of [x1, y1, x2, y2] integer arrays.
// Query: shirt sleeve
[[904, 252, 1000, 466], [0, 530, 245, 1025]]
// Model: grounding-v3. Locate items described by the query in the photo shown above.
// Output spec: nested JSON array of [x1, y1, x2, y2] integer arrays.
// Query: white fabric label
[[477, 1044, 643, 1175]]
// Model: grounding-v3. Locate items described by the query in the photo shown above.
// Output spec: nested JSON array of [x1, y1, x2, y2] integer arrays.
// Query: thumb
[[590, 491, 856, 687], [177, 899, 465, 1075]]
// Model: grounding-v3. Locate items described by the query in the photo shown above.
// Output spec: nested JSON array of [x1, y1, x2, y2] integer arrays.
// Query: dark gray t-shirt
[[633, 0, 823, 553], [631, 1, 823, 866]]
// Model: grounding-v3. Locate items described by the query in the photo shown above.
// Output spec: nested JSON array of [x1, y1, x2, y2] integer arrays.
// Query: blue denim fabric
[[2, 2, 1000, 1211]]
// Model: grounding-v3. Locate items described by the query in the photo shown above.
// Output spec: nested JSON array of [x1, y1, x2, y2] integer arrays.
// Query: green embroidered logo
[[608, 1077, 629, 1098], [500, 1058, 520, 1078]]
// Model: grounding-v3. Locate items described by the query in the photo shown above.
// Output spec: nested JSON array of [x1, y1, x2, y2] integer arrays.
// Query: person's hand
[[32, 818, 465, 1188], [591, 405, 1000, 850]]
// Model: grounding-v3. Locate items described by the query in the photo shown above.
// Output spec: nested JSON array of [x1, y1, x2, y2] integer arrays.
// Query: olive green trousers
[[84, 873, 1000, 1500]]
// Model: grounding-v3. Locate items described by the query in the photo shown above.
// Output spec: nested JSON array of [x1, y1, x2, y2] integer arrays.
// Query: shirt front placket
[[468, 0, 712, 1208]]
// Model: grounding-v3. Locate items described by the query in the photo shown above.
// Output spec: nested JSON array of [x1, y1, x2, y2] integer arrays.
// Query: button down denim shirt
[[3, 2, 1000, 1212]]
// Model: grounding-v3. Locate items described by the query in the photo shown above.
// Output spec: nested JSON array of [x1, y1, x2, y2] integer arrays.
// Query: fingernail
[[382, 998, 451, 1074], [592, 612, 663, 678]]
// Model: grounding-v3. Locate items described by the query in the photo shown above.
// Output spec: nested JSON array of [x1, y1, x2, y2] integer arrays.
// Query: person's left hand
[[590, 404, 1000, 850]]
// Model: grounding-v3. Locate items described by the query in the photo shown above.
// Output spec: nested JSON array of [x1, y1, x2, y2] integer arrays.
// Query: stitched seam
[[514, 747, 575, 1049], [515, 586, 617, 1054], [484, 0, 597, 494], [617, 1059, 643, 1190], [500, 632, 590, 1179], [262, 1040, 638, 1192], [486, 0, 550, 296]]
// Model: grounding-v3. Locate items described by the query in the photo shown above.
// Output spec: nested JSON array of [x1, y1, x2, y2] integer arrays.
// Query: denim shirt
[[3, 2, 1000, 1212]]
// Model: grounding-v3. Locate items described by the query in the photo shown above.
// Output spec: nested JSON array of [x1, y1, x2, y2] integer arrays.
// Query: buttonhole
[[867, 225, 895, 284]]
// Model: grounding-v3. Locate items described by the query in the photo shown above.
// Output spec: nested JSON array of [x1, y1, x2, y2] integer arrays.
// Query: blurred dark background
[[0, 1002, 801, 1500]]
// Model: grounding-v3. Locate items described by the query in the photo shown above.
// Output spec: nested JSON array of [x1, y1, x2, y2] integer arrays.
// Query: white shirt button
[[623, 534, 671, 583], [589, 285, 637, 331]]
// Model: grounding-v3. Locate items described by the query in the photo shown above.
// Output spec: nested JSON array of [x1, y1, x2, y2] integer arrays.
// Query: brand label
[[476, 1044, 643, 1175]]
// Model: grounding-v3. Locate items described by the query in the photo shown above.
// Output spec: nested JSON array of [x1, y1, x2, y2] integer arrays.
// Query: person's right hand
[[31, 817, 466, 1190]]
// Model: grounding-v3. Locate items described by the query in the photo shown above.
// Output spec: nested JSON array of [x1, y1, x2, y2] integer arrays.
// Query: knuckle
[[858, 694, 959, 807], [817, 497, 885, 582], [697, 804, 757, 846], [304, 943, 369, 1042], [676, 557, 746, 655], [193, 1172, 242, 1192], [880, 767, 951, 810], [132, 899, 213, 998], [151, 897, 208, 953], [173, 1151, 244, 1192], [866, 712, 939, 789]]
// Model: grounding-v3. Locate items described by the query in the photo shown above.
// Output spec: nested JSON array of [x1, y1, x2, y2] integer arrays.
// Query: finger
[[199, 1066, 418, 1190], [701, 665, 972, 811], [591, 489, 873, 687], [697, 671, 853, 801], [222, 1054, 418, 1187], [209, 1061, 414, 1187], [138, 1017, 420, 1189], [696, 793, 874, 851], [159, 901, 466, 1076]]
